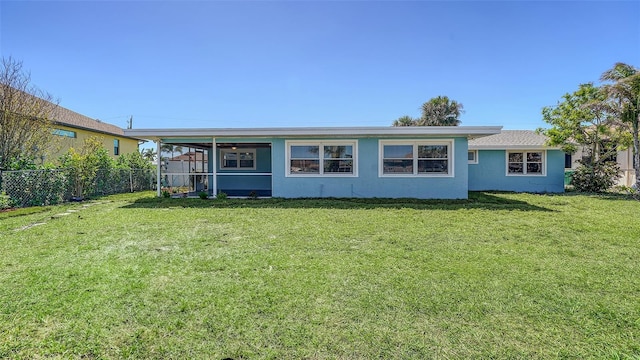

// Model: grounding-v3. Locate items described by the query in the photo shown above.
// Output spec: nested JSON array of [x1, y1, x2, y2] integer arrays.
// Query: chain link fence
[[0, 168, 156, 208]]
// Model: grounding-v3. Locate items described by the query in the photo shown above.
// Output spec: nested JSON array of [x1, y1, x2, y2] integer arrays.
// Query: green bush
[[0, 191, 15, 209], [2, 169, 70, 207], [198, 191, 208, 199], [571, 162, 621, 192], [216, 192, 228, 200]]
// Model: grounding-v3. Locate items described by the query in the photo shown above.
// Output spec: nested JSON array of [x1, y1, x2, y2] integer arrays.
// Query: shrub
[[216, 192, 228, 200], [162, 190, 170, 198], [198, 191, 208, 199], [2, 169, 70, 207], [571, 162, 621, 192], [0, 191, 15, 209], [59, 137, 115, 198]]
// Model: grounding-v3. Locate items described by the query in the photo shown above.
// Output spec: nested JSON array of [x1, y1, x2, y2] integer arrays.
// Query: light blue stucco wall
[[271, 137, 469, 199], [468, 149, 565, 193]]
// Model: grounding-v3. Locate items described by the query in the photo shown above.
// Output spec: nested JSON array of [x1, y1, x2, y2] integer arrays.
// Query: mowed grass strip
[[0, 192, 638, 359]]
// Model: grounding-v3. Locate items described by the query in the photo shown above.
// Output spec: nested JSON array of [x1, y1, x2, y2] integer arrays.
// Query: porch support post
[[212, 137, 217, 196], [156, 139, 162, 197]]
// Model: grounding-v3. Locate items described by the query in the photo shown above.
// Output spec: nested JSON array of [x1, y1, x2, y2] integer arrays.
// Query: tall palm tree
[[601, 63, 640, 188], [417, 96, 463, 126], [141, 148, 157, 162]]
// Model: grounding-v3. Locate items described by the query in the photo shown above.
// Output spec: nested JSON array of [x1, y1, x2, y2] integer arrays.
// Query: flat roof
[[125, 126, 502, 139]]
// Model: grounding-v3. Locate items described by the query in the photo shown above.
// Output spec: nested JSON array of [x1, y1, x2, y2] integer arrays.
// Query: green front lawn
[[1, 192, 638, 359]]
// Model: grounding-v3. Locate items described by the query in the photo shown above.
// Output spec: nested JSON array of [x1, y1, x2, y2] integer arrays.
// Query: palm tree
[[160, 144, 184, 159], [601, 63, 640, 188], [392, 115, 417, 127], [417, 96, 463, 126], [141, 148, 156, 162]]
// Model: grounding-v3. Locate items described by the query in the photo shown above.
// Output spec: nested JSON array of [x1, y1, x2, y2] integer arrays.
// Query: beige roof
[[3, 85, 136, 139], [469, 130, 554, 150], [169, 151, 208, 161], [51, 105, 128, 137]]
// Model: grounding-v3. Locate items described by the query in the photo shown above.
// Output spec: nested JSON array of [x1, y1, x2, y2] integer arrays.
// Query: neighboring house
[[468, 130, 565, 193], [47, 105, 140, 162], [164, 151, 209, 187], [564, 146, 636, 187]]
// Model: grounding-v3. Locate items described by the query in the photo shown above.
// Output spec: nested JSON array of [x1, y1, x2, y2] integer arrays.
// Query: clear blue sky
[[1, 1, 639, 131]]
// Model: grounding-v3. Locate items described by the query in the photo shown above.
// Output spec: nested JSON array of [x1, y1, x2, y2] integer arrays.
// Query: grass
[[0, 191, 639, 359]]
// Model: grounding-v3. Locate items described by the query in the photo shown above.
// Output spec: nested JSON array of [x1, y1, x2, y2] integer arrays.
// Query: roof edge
[[125, 126, 503, 139], [54, 121, 143, 141], [469, 145, 561, 150]]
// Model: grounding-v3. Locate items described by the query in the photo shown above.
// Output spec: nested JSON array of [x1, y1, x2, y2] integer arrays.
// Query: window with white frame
[[507, 151, 545, 175], [380, 140, 453, 176], [221, 149, 256, 170], [52, 129, 77, 138], [468, 150, 478, 164], [286, 141, 356, 176]]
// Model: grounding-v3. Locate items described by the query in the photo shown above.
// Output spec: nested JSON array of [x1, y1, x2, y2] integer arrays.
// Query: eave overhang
[[469, 145, 561, 150], [125, 126, 503, 140]]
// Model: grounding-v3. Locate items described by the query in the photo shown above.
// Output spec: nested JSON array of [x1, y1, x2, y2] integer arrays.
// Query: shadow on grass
[[559, 191, 640, 201], [121, 192, 553, 212], [0, 206, 52, 220]]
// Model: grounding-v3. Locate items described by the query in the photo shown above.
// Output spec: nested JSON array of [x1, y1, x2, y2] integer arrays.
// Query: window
[[220, 149, 256, 170], [468, 150, 478, 164], [52, 129, 76, 138], [564, 153, 572, 168], [601, 140, 618, 163], [582, 141, 618, 165], [380, 140, 453, 177], [507, 151, 545, 175], [113, 139, 120, 156], [286, 141, 356, 176]]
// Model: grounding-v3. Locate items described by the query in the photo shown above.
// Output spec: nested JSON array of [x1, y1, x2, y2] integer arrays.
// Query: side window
[[53, 129, 77, 138], [468, 150, 478, 164], [220, 149, 256, 170], [564, 153, 572, 169], [507, 151, 545, 175]]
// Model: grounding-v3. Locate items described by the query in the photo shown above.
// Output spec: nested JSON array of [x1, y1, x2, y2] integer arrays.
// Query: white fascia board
[[469, 144, 561, 150], [125, 126, 503, 139]]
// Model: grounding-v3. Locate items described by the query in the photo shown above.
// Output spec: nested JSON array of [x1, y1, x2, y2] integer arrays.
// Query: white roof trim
[[469, 144, 560, 150], [125, 126, 502, 139]]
